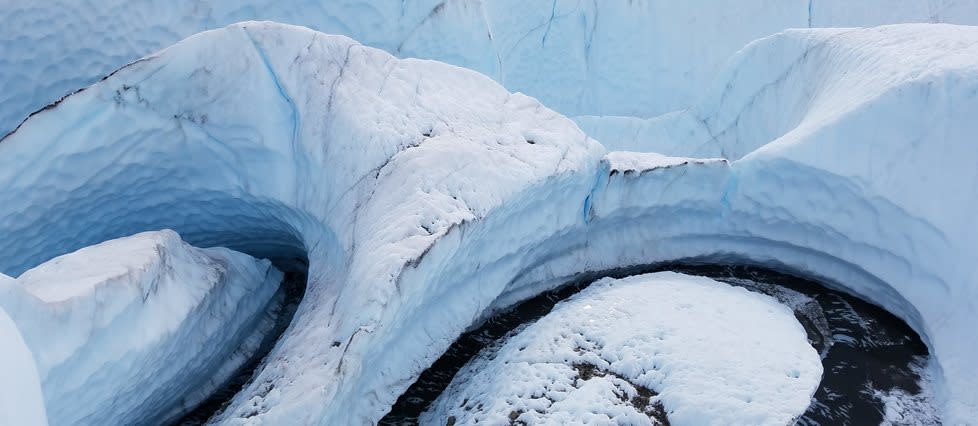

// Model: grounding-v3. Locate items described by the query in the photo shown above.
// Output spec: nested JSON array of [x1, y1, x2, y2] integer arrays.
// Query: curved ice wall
[[4, 0, 978, 137], [1, 21, 976, 424]]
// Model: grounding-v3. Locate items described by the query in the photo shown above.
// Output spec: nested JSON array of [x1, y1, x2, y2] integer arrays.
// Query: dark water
[[172, 268, 307, 425], [381, 263, 933, 425]]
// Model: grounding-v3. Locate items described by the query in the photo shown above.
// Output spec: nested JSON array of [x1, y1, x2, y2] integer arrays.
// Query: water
[[381, 263, 933, 425]]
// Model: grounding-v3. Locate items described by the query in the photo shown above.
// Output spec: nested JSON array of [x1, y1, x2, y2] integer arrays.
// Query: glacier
[[0, 230, 283, 425], [422, 272, 822, 425], [5, 0, 978, 137], [0, 17, 975, 426], [0, 283, 47, 426]]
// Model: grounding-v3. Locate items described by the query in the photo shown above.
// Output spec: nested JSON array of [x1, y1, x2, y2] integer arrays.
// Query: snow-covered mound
[[5, 0, 978, 136], [0, 230, 283, 425], [0, 286, 47, 426], [423, 272, 821, 425], [0, 21, 976, 424]]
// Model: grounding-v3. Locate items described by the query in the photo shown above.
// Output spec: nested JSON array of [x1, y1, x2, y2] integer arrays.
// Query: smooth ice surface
[[423, 272, 821, 425], [0, 230, 283, 425], [0, 299, 47, 426], [4, 0, 978, 136], [0, 21, 975, 424]]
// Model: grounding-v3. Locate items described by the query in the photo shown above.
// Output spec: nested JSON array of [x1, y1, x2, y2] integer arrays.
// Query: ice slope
[[556, 25, 978, 422], [423, 272, 821, 425], [0, 284, 47, 426], [0, 21, 976, 424], [5, 0, 978, 137], [580, 23, 978, 158], [0, 230, 283, 425]]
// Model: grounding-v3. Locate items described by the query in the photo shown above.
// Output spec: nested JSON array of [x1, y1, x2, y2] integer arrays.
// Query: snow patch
[[423, 272, 821, 425]]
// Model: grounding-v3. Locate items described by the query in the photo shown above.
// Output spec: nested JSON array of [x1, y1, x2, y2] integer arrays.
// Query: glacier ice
[[0, 285, 47, 426], [5, 0, 978, 137], [0, 230, 283, 425], [422, 272, 821, 425], [0, 21, 604, 424], [0, 19, 975, 425], [574, 24, 978, 423]]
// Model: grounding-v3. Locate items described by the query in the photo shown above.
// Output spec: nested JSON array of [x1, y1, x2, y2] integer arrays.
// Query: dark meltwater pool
[[380, 264, 934, 425]]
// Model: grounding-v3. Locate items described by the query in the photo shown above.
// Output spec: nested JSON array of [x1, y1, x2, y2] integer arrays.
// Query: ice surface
[[0, 230, 283, 425], [0, 295, 47, 426], [4, 1, 978, 136], [423, 272, 821, 425], [0, 21, 975, 424]]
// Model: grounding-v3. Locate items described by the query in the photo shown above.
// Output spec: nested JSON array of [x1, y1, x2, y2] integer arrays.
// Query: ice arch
[[0, 22, 974, 424]]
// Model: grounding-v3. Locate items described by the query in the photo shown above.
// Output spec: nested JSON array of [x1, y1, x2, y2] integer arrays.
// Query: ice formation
[[575, 24, 978, 423], [0, 285, 47, 426], [0, 230, 283, 425], [4, 0, 978, 136], [0, 17, 975, 426], [423, 272, 821, 425]]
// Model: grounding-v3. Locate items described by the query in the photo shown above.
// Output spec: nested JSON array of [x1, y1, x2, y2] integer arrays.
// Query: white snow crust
[[422, 272, 821, 425], [0, 20, 975, 425], [0, 230, 283, 425], [4, 1, 978, 136]]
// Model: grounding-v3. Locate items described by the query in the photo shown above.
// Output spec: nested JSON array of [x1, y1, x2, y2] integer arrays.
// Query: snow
[[422, 272, 821, 425], [0, 20, 975, 425], [4, 0, 978, 137], [0, 230, 283, 425]]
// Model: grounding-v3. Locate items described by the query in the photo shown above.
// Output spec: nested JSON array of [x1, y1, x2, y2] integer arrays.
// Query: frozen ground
[[0, 19, 974, 425], [0, 230, 283, 425], [4, 0, 978, 137], [422, 272, 821, 425]]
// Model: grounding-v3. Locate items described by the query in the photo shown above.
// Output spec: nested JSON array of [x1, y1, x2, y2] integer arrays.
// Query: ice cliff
[[4, 0, 978, 137], [0, 18, 975, 425], [0, 283, 47, 426]]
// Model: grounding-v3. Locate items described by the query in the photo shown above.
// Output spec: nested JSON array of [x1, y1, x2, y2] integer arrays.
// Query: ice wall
[[551, 25, 978, 422], [0, 287, 47, 426], [0, 230, 283, 424], [4, 0, 978, 137]]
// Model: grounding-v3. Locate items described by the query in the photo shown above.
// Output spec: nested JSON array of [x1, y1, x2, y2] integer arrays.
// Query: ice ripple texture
[[5, 0, 978, 136], [0, 230, 283, 425]]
